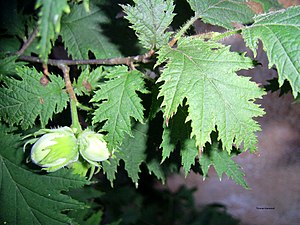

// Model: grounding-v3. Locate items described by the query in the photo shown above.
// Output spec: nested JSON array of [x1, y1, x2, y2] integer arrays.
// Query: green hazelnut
[[30, 127, 78, 172]]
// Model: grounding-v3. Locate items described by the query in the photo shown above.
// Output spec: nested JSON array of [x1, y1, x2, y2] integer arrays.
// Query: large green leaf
[[242, 6, 300, 97], [200, 142, 248, 188], [122, 0, 175, 49], [60, 3, 120, 60], [157, 37, 265, 152], [0, 124, 88, 225], [92, 66, 147, 148], [35, 0, 70, 61], [186, 0, 255, 29], [0, 66, 68, 129]]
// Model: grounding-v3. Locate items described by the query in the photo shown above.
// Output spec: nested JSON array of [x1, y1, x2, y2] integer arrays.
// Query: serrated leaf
[[200, 142, 248, 188], [186, 0, 255, 29], [242, 6, 300, 98], [73, 67, 104, 96], [35, 0, 70, 61], [92, 66, 147, 148], [60, 3, 120, 60], [160, 106, 190, 162], [101, 157, 120, 187], [0, 124, 89, 225], [102, 123, 148, 185], [122, 0, 175, 49], [0, 55, 19, 76], [160, 105, 199, 175], [117, 123, 148, 184], [0, 66, 69, 129], [181, 138, 198, 176], [146, 159, 165, 183], [157, 37, 265, 152]]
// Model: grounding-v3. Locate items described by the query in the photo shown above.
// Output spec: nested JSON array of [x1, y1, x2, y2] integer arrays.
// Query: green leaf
[[160, 105, 199, 175], [102, 123, 148, 186], [92, 66, 147, 148], [157, 37, 265, 152], [73, 67, 104, 96], [200, 142, 248, 188], [186, 0, 255, 29], [60, 3, 120, 60], [0, 0, 26, 37], [0, 124, 89, 225], [160, 106, 190, 162], [253, 0, 283, 12], [35, 0, 70, 61], [242, 6, 300, 98], [122, 0, 175, 49], [118, 123, 148, 185], [0, 66, 69, 129], [0, 55, 19, 76], [146, 159, 165, 183], [101, 157, 120, 187]]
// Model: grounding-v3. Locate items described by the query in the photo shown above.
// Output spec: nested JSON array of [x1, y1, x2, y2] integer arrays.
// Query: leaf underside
[[0, 66, 68, 129], [157, 37, 265, 152], [242, 6, 300, 97]]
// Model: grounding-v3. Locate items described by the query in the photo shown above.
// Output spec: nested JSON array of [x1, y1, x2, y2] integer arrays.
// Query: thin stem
[[210, 29, 242, 42], [169, 15, 199, 47], [17, 27, 39, 56], [58, 64, 82, 132], [17, 49, 155, 67]]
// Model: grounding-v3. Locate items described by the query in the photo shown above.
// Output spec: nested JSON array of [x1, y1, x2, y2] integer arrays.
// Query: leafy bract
[[0, 66, 68, 129], [60, 3, 120, 60], [200, 142, 248, 188], [122, 0, 175, 49], [35, 0, 70, 61], [92, 66, 147, 148], [242, 6, 300, 97], [0, 124, 88, 225], [186, 0, 255, 29], [157, 37, 265, 152]]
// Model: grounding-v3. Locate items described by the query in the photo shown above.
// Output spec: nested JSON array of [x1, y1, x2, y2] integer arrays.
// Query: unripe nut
[[78, 130, 110, 166], [31, 127, 78, 172]]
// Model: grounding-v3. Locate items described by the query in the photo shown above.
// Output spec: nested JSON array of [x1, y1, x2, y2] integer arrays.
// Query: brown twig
[[18, 49, 155, 67], [16, 27, 39, 56], [57, 64, 77, 101]]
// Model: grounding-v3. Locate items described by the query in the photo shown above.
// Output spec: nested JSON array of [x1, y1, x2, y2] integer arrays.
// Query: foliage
[[0, 66, 68, 129], [0, 125, 88, 225], [242, 6, 300, 97], [0, 0, 299, 224]]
